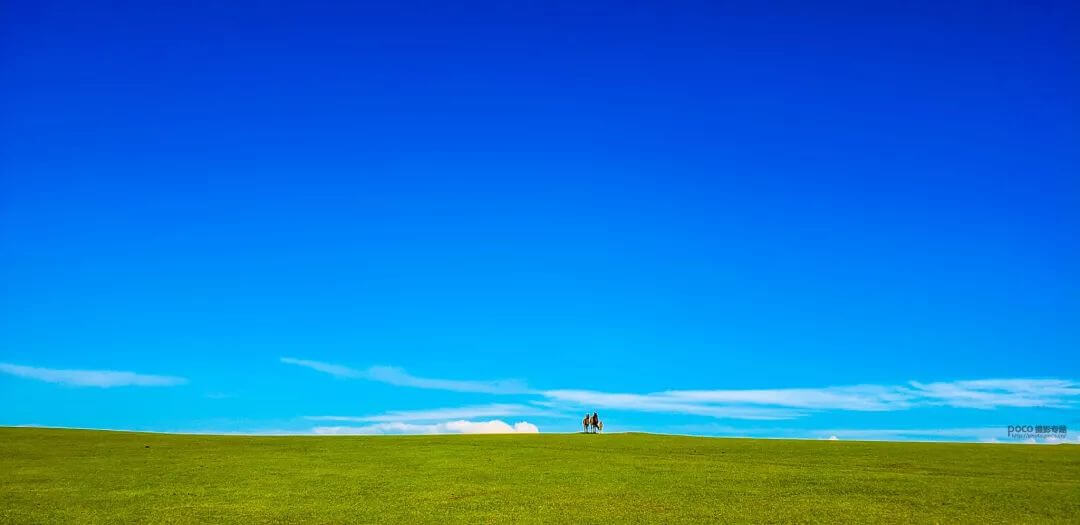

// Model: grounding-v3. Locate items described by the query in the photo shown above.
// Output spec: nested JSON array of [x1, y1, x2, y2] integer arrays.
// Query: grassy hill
[[2, 427, 1078, 523]]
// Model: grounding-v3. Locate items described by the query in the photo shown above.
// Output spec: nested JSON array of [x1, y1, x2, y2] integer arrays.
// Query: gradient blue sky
[[2, 0, 1078, 441]]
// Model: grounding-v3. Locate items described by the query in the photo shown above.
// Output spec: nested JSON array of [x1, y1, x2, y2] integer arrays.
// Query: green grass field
[[2, 427, 1078, 523]]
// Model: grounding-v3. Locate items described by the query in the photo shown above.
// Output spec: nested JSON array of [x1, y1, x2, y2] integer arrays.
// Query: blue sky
[[2, 0, 1078, 442]]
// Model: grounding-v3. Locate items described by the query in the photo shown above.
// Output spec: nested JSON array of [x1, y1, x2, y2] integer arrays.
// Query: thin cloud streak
[[312, 419, 540, 435], [280, 357, 528, 394], [540, 379, 1080, 418], [662, 424, 1069, 443], [0, 362, 187, 388], [540, 390, 804, 420], [658, 385, 913, 411], [908, 379, 1080, 409], [279, 358, 364, 378], [365, 366, 529, 394], [280, 359, 1080, 420], [811, 427, 1003, 441], [308, 403, 562, 423]]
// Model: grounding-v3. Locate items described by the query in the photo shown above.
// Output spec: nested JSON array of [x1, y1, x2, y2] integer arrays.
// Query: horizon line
[[2, 425, 1073, 445]]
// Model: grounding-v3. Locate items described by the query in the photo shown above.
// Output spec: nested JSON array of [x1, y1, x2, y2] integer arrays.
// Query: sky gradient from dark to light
[[2, 0, 1078, 441]]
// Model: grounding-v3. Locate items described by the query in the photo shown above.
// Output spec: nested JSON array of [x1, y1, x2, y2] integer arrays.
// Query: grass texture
[[2, 427, 1078, 523]]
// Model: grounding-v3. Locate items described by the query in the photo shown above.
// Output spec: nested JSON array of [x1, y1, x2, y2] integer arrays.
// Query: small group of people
[[582, 412, 603, 433]]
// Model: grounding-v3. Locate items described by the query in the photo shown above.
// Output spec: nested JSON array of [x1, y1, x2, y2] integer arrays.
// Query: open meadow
[[1, 427, 1078, 523]]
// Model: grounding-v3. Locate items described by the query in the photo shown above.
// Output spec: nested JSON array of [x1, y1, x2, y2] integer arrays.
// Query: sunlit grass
[[1, 427, 1078, 523]]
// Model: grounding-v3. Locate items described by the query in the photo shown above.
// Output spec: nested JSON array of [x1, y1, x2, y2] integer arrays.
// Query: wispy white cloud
[[0, 362, 187, 388], [307, 403, 562, 423], [364, 366, 529, 394], [656, 384, 913, 411], [809, 427, 1003, 441], [280, 358, 1079, 421], [538, 379, 1080, 419], [814, 427, 1072, 444], [280, 357, 528, 394], [279, 358, 364, 378], [663, 424, 1012, 443], [312, 419, 540, 435], [907, 379, 1080, 409], [540, 390, 804, 420]]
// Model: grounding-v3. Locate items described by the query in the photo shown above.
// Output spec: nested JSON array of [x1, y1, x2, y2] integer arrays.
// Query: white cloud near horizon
[[539, 390, 804, 420], [541, 378, 1080, 419], [812, 427, 1002, 440], [312, 419, 540, 435], [655, 384, 913, 411], [279, 358, 1079, 421], [812, 427, 1073, 445], [0, 362, 187, 388], [307, 403, 563, 423], [662, 423, 1080, 444], [280, 358, 529, 394]]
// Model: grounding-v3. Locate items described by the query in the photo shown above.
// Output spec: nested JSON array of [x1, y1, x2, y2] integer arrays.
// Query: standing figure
[[591, 412, 599, 433], [582, 413, 591, 433]]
